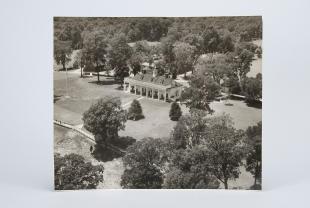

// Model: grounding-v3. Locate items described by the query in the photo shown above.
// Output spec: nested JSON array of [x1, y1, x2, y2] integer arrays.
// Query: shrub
[[127, 99, 144, 120], [169, 102, 182, 121]]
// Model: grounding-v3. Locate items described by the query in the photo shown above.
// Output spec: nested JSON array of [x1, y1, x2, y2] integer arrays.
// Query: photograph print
[[53, 16, 262, 190]]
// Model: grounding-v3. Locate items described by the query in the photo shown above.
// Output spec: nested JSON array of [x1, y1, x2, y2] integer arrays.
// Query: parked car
[[83, 72, 93, 77]]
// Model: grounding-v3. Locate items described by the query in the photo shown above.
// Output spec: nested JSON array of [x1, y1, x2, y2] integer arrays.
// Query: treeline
[[54, 16, 262, 49]]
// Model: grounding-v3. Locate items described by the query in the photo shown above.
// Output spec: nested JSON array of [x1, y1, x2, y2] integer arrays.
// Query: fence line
[[53, 119, 126, 154]]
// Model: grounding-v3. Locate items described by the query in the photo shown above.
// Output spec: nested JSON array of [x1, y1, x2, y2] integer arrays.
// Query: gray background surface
[[0, 0, 309, 207]]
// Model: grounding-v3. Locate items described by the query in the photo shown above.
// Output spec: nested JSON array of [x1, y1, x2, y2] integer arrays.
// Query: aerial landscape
[[53, 16, 262, 190]]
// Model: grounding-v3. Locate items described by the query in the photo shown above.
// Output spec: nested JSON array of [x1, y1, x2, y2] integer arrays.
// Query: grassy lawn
[[119, 98, 189, 140], [211, 99, 262, 130], [54, 70, 140, 125]]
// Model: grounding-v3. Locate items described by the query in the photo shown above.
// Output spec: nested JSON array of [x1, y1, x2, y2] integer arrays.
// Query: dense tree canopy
[[54, 153, 104, 190], [55, 17, 262, 50], [54, 40, 72, 70], [164, 147, 219, 189], [121, 138, 168, 188], [202, 26, 221, 53], [196, 53, 231, 85]]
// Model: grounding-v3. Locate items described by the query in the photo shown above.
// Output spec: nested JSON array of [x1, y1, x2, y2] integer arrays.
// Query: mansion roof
[[125, 73, 182, 89]]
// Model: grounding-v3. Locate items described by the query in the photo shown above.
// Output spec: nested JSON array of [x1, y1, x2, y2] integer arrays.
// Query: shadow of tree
[[91, 136, 136, 162], [91, 144, 122, 162], [88, 79, 118, 86], [127, 115, 145, 121], [246, 101, 262, 109], [111, 136, 136, 150], [115, 85, 124, 91]]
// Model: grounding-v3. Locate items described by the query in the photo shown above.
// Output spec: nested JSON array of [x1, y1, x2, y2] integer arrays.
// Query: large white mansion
[[123, 68, 184, 102]]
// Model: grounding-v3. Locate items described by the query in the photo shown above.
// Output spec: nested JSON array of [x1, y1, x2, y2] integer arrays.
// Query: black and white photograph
[[1, 0, 310, 207], [54, 16, 262, 190]]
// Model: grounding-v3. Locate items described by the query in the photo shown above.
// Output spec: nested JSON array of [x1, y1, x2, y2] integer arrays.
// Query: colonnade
[[124, 83, 167, 101]]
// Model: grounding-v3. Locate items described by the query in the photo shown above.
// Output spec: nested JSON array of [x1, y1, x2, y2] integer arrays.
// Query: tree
[[169, 102, 182, 121], [82, 97, 127, 145], [229, 46, 254, 87], [181, 33, 204, 73], [54, 153, 104, 190], [202, 26, 221, 54], [128, 40, 152, 75], [170, 109, 207, 149], [121, 165, 163, 189], [225, 75, 242, 94], [82, 31, 108, 82], [245, 122, 262, 188], [121, 138, 167, 188], [164, 147, 219, 189], [170, 113, 246, 189], [243, 77, 262, 104], [240, 30, 251, 42], [108, 33, 133, 84], [128, 53, 144, 75], [256, 46, 262, 58], [181, 75, 220, 113], [74, 50, 85, 78], [196, 53, 231, 85], [161, 36, 177, 78], [218, 33, 235, 53], [173, 42, 196, 78], [54, 40, 72, 70], [201, 114, 245, 189], [133, 40, 151, 54], [127, 99, 144, 121]]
